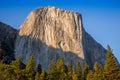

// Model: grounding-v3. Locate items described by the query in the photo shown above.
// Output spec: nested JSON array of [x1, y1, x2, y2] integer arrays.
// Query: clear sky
[[0, 0, 120, 62]]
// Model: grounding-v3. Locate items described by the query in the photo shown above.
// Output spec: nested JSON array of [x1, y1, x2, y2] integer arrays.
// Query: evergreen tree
[[57, 57, 66, 72], [11, 56, 22, 80], [75, 61, 82, 80], [18, 69, 27, 80], [93, 62, 104, 80], [0, 62, 14, 80], [25, 56, 35, 80], [35, 72, 40, 80], [40, 70, 47, 80], [56, 57, 67, 79], [0, 62, 8, 80], [48, 59, 57, 79], [11, 56, 21, 70], [4, 65, 16, 80], [48, 59, 56, 73], [37, 64, 42, 74], [86, 70, 94, 80], [118, 71, 120, 79], [68, 60, 74, 80], [64, 64, 68, 73], [104, 45, 119, 79], [73, 74, 78, 80], [82, 63, 90, 80]]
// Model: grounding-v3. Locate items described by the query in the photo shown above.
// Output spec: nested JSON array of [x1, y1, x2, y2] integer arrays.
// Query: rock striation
[[15, 6, 106, 69], [0, 22, 17, 63]]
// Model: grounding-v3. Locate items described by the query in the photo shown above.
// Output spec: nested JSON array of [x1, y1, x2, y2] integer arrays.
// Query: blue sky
[[0, 0, 120, 62]]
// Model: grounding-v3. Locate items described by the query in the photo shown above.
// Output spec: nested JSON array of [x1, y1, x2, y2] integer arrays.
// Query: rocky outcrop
[[15, 6, 106, 69], [0, 22, 17, 63]]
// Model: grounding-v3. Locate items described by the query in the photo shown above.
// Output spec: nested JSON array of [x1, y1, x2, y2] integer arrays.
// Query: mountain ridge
[[0, 21, 17, 63]]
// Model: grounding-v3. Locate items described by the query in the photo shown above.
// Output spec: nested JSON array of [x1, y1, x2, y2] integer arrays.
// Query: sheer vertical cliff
[[15, 6, 106, 69]]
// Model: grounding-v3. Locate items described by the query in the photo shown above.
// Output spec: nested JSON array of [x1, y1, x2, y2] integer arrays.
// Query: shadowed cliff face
[[82, 31, 106, 67], [15, 35, 85, 69], [0, 22, 17, 63], [15, 6, 106, 69]]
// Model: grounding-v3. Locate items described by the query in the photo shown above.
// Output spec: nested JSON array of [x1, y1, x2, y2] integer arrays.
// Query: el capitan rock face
[[15, 6, 106, 69]]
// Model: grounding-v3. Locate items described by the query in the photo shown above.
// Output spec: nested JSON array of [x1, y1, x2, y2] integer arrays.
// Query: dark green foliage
[[82, 63, 90, 80], [11, 56, 21, 70], [0, 62, 7, 79], [3, 65, 16, 80], [94, 62, 103, 73], [87, 70, 94, 80], [65, 64, 68, 73], [0, 57, 26, 80], [56, 57, 66, 73], [104, 45, 119, 79], [25, 56, 35, 80], [68, 60, 74, 80], [40, 70, 47, 80], [73, 74, 79, 80], [75, 61, 82, 80], [35, 72, 40, 80], [48, 59, 56, 74], [87, 62, 104, 80], [37, 64, 42, 74], [118, 71, 120, 79], [11, 56, 23, 80], [48, 59, 57, 79], [93, 62, 104, 80], [56, 57, 67, 79]]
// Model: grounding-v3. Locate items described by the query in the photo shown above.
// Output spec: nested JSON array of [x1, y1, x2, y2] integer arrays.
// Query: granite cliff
[[14, 6, 106, 69]]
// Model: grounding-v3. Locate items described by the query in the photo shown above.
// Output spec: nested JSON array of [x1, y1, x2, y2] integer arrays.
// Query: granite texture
[[15, 6, 106, 69]]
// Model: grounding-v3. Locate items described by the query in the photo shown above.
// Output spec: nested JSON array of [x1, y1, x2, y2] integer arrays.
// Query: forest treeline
[[0, 45, 120, 80]]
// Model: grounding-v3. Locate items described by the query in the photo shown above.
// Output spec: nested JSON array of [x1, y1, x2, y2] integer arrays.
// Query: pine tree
[[11, 56, 22, 80], [19, 69, 28, 80], [4, 65, 16, 80], [56, 57, 67, 79], [0, 62, 9, 80], [75, 61, 82, 80], [25, 56, 35, 80], [68, 60, 74, 80], [57, 57, 66, 73], [104, 45, 119, 79], [35, 72, 40, 80], [64, 64, 68, 73], [37, 64, 42, 74], [82, 63, 90, 80], [86, 70, 94, 80], [118, 71, 120, 79], [48, 59, 57, 79], [48, 59, 56, 73], [40, 70, 47, 80], [73, 74, 78, 80], [11, 56, 21, 70], [93, 62, 104, 80]]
